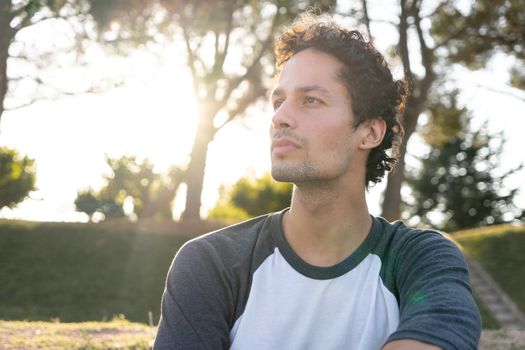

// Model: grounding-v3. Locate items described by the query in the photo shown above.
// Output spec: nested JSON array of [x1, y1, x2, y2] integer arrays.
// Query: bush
[[0, 147, 36, 210]]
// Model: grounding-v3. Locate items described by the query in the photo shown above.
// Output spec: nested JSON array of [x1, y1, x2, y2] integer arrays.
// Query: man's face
[[270, 48, 363, 184]]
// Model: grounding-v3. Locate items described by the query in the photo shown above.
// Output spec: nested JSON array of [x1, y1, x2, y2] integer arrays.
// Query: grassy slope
[[454, 224, 525, 329], [0, 219, 201, 323]]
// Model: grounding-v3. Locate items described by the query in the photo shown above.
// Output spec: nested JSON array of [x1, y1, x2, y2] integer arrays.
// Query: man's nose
[[271, 100, 296, 129]]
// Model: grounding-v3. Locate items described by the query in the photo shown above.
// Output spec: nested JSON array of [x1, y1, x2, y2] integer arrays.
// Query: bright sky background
[[1, 8, 524, 223]]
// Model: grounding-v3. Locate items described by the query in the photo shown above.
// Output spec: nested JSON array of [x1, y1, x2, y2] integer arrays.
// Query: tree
[[404, 104, 522, 232], [1, 1, 89, 136], [344, 0, 525, 221], [209, 173, 292, 221], [0, 147, 36, 209], [74, 188, 125, 221], [0, 0, 146, 146], [431, 0, 525, 91], [74, 189, 99, 221], [74, 155, 184, 221]]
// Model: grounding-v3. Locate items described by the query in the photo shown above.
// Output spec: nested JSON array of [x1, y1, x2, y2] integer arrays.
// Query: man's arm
[[153, 239, 234, 350], [384, 230, 482, 349], [383, 339, 441, 350]]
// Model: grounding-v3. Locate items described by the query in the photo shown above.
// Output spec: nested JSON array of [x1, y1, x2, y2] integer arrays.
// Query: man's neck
[[282, 180, 372, 267]]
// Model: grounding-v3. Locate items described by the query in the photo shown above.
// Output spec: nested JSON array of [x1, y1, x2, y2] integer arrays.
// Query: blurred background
[[1, 0, 524, 344]]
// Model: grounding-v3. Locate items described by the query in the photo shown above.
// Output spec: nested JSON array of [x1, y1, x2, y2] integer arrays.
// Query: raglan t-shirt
[[153, 210, 481, 350]]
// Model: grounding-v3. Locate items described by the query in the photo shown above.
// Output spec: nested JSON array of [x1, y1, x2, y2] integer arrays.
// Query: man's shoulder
[[374, 216, 455, 249], [176, 212, 277, 266], [374, 216, 468, 275], [192, 213, 273, 245]]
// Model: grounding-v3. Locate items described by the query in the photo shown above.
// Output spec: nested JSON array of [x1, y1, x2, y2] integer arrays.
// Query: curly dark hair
[[275, 14, 408, 188]]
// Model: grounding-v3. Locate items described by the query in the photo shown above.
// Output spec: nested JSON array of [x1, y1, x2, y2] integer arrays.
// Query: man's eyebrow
[[297, 85, 331, 94], [271, 85, 331, 98], [270, 88, 283, 99]]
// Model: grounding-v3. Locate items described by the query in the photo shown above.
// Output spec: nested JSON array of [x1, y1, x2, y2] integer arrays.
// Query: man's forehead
[[271, 50, 346, 97]]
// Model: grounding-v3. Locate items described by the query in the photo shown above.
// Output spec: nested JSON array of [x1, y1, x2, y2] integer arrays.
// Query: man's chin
[[271, 166, 311, 183], [271, 168, 294, 183]]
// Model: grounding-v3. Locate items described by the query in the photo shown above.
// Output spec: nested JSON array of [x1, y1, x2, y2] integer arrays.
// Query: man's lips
[[271, 138, 300, 155]]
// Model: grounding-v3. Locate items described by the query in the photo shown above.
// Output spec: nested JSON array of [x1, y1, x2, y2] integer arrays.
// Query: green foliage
[[24, 1, 43, 17], [207, 202, 250, 223], [74, 155, 183, 221], [20, 0, 70, 16], [431, 0, 525, 88], [74, 189, 100, 219], [74, 189, 124, 221], [0, 147, 36, 210], [230, 174, 293, 216], [420, 92, 465, 148], [209, 173, 293, 221], [405, 108, 522, 231]]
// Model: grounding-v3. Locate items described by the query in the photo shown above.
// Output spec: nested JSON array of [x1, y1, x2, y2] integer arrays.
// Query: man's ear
[[359, 118, 386, 150]]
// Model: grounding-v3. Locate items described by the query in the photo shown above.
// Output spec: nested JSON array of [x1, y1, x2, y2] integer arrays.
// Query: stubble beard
[[271, 149, 355, 186], [271, 161, 320, 184]]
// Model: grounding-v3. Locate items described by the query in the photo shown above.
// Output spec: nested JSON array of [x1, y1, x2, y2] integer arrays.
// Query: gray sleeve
[[385, 231, 482, 350], [153, 239, 235, 350]]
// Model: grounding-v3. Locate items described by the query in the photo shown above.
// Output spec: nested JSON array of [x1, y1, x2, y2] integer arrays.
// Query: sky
[[1, 7, 524, 223]]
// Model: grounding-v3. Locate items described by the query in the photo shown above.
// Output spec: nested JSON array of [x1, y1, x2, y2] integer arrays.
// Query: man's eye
[[305, 96, 320, 105], [273, 100, 283, 110]]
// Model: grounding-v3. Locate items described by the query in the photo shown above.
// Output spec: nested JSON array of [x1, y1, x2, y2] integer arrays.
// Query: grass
[[0, 219, 221, 323], [0, 318, 155, 349], [454, 224, 525, 328], [2, 320, 523, 350]]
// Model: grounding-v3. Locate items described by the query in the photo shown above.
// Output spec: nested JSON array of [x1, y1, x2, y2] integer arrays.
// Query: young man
[[154, 14, 481, 350]]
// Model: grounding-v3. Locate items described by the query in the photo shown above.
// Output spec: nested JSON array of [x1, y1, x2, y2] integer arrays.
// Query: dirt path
[[480, 329, 525, 349]]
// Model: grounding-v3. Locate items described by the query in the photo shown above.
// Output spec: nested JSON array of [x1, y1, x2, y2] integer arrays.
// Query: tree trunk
[[181, 112, 216, 222], [0, 46, 7, 143], [0, 9, 15, 174], [381, 0, 436, 222], [381, 151, 406, 222], [381, 106, 420, 222], [0, 14, 14, 143]]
